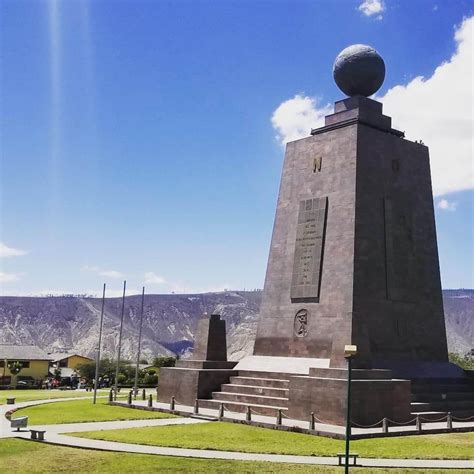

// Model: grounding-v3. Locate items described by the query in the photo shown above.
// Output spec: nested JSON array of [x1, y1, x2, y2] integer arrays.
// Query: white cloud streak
[[271, 95, 331, 146], [358, 0, 385, 18], [437, 198, 457, 211], [144, 272, 166, 285], [81, 265, 124, 279], [270, 17, 474, 197], [0, 243, 27, 258], [378, 16, 473, 196], [98, 270, 124, 279], [0, 272, 21, 283]]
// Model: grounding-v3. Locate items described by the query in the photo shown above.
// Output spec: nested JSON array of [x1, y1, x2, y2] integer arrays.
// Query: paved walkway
[[2, 396, 474, 470]]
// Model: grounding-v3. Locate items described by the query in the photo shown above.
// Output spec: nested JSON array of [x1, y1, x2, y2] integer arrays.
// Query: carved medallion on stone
[[294, 309, 309, 337]]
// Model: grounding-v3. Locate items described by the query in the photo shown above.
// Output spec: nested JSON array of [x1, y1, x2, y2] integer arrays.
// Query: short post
[[246, 406, 251, 422], [193, 399, 199, 414], [148, 394, 153, 408], [108, 389, 113, 402], [170, 396, 176, 411], [447, 412, 452, 430], [142, 388, 146, 400], [113, 390, 117, 401], [218, 403, 224, 419], [416, 416, 422, 433], [309, 412, 315, 430], [382, 417, 388, 434], [127, 391, 132, 405], [276, 409, 282, 426]]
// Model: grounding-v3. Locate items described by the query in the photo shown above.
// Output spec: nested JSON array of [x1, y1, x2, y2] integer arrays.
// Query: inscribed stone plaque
[[384, 197, 417, 302], [290, 197, 328, 302]]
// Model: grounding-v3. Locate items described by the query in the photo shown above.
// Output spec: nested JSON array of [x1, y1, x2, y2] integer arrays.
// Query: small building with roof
[[0, 344, 52, 385], [49, 352, 93, 379]]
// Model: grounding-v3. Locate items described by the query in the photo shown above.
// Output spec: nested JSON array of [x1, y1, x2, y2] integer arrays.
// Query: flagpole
[[114, 280, 127, 395], [133, 286, 145, 396], [93, 283, 106, 404]]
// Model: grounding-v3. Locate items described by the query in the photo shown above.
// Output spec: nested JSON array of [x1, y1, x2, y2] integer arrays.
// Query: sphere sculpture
[[333, 44, 385, 97]]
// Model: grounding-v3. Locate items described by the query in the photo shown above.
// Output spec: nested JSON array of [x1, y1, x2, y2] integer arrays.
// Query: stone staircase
[[197, 370, 290, 417], [410, 377, 474, 421], [199, 371, 474, 424]]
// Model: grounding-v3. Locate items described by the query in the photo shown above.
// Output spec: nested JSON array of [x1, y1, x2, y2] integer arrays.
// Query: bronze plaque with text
[[290, 197, 327, 302]]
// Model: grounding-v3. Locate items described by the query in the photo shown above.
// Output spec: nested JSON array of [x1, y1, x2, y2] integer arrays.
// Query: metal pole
[[133, 286, 145, 395], [344, 356, 352, 474], [93, 283, 106, 404], [114, 280, 127, 395]]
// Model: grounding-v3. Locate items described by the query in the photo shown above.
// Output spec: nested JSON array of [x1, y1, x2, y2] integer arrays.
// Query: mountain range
[[0, 289, 472, 361]]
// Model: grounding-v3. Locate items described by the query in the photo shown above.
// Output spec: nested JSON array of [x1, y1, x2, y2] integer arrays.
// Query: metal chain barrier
[[350, 419, 384, 428], [419, 415, 448, 423], [452, 414, 474, 421]]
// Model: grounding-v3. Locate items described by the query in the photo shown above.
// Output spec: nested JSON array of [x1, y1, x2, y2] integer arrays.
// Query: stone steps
[[201, 370, 291, 417], [198, 398, 288, 417], [411, 410, 474, 421], [229, 376, 289, 389], [411, 383, 474, 394], [411, 400, 474, 412], [220, 383, 289, 398], [409, 377, 474, 422], [211, 391, 289, 407], [238, 370, 293, 380], [412, 391, 474, 402]]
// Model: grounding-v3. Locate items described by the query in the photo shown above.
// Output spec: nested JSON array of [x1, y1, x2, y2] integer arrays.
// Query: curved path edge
[[2, 397, 474, 469]]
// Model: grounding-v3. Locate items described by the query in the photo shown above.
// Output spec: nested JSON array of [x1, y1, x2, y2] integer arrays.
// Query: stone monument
[[158, 45, 474, 426]]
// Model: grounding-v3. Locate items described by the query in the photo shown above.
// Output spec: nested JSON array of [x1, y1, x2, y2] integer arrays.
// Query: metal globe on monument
[[333, 44, 385, 97]]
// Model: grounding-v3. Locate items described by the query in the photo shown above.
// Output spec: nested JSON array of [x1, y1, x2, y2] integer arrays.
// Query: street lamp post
[[114, 280, 127, 395], [133, 286, 146, 396], [93, 283, 106, 404], [344, 344, 357, 474]]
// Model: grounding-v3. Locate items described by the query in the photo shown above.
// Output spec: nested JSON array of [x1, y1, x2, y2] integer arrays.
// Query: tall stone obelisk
[[250, 44, 449, 372]]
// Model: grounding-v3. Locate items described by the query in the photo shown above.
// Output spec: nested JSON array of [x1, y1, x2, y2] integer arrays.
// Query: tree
[[7, 361, 23, 387], [152, 356, 176, 368], [449, 352, 474, 370]]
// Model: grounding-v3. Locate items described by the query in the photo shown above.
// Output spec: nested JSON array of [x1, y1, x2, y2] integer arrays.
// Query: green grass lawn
[[0, 439, 460, 473], [13, 398, 175, 425], [0, 389, 113, 405], [74, 421, 474, 460]]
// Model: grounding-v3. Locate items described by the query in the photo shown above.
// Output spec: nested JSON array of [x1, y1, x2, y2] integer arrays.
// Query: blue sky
[[1, 0, 473, 296]]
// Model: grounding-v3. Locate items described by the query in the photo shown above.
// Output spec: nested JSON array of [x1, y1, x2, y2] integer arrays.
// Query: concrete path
[[0, 394, 108, 438], [2, 396, 474, 470]]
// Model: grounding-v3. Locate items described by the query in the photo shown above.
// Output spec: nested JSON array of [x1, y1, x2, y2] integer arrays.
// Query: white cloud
[[81, 264, 99, 272], [358, 0, 385, 18], [437, 198, 457, 211], [271, 95, 331, 145], [98, 270, 124, 279], [82, 265, 124, 279], [0, 272, 21, 283], [0, 243, 27, 258], [144, 272, 166, 285], [378, 17, 473, 196], [270, 17, 473, 197], [168, 282, 232, 294]]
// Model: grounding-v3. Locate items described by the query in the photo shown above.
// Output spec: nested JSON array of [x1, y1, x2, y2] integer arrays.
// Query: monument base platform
[[234, 355, 330, 374], [157, 360, 238, 406], [288, 368, 412, 426]]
